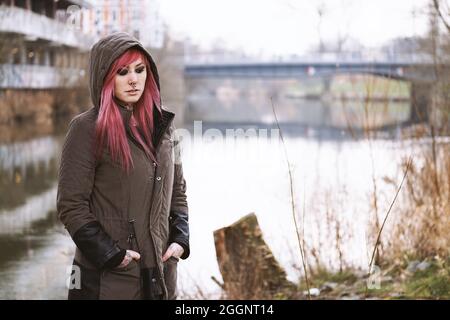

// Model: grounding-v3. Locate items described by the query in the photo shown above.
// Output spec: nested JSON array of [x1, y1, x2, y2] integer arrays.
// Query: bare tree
[[316, 1, 327, 52], [432, 0, 450, 32]]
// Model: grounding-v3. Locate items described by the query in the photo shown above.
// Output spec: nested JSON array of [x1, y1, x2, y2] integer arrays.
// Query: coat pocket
[[163, 256, 179, 300], [99, 259, 141, 300]]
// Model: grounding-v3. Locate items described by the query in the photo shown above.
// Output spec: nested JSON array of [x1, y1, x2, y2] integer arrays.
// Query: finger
[[175, 247, 184, 258], [119, 256, 130, 268], [171, 243, 183, 257], [128, 250, 141, 260], [162, 251, 171, 262], [168, 242, 177, 249], [162, 249, 173, 262]]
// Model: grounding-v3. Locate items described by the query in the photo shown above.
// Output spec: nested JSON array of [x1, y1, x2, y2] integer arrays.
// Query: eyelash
[[117, 67, 145, 76]]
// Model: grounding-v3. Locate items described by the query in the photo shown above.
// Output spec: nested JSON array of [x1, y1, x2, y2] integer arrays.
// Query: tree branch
[[433, 0, 450, 32]]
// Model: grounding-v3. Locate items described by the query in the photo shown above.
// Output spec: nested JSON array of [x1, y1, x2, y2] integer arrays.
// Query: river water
[[0, 97, 421, 299]]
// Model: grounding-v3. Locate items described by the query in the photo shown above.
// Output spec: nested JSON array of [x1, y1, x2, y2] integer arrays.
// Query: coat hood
[[88, 32, 161, 110]]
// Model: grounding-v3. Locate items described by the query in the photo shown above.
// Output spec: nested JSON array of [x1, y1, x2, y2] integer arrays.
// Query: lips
[[126, 89, 139, 96]]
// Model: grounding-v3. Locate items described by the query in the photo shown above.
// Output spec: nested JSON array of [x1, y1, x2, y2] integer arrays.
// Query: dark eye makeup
[[136, 66, 145, 73], [117, 66, 146, 76], [117, 68, 128, 76]]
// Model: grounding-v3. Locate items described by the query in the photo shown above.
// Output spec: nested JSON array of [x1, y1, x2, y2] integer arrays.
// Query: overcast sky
[[159, 0, 432, 56]]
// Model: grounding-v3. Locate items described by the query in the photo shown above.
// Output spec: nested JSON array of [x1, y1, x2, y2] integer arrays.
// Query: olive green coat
[[57, 32, 189, 299]]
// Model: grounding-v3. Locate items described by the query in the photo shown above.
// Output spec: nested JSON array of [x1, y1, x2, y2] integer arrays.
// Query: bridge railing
[[184, 51, 434, 66], [0, 5, 96, 50]]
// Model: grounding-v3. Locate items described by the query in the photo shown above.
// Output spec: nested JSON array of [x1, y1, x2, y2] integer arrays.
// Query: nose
[[128, 72, 138, 84]]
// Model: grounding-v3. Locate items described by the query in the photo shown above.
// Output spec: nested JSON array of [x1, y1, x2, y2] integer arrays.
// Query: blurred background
[[0, 0, 448, 299]]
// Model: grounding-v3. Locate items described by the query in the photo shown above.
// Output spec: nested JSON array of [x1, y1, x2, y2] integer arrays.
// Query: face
[[114, 58, 147, 106]]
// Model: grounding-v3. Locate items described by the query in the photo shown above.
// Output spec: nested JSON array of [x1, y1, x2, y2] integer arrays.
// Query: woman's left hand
[[162, 242, 184, 262]]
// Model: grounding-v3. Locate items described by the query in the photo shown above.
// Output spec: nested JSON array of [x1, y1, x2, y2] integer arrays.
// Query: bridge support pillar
[[410, 82, 432, 123], [321, 77, 333, 100], [323, 77, 332, 93]]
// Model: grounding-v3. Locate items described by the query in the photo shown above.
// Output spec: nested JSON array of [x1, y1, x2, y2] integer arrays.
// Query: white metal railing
[[0, 5, 96, 50], [0, 64, 85, 88]]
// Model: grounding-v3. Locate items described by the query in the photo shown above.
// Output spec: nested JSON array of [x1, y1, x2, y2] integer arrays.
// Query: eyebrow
[[121, 62, 145, 69]]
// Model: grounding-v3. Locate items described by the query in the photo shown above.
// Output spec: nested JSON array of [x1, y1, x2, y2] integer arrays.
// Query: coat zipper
[[144, 114, 175, 299]]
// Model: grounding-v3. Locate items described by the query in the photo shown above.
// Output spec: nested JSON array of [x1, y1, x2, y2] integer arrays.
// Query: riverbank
[[1, 113, 447, 300], [292, 257, 450, 300], [194, 135, 450, 301], [0, 87, 90, 125]]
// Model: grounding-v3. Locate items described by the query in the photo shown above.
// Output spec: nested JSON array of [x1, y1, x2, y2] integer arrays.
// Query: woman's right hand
[[118, 250, 141, 268]]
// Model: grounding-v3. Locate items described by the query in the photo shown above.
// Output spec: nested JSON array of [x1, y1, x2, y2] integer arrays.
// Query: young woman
[[57, 32, 189, 300]]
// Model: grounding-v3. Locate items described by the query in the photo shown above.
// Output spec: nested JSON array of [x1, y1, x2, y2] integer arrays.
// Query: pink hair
[[95, 48, 161, 172]]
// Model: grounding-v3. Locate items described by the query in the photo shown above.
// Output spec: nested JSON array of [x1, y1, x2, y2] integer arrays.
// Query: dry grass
[[270, 97, 311, 299], [385, 140, 450, 261]]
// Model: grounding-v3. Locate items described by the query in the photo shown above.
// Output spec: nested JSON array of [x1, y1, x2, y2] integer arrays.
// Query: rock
[[407, 260, 420, 273], [303, 288, 320, 297], [320, 282, 338, 293], [341, 295, 362, 300], [416, 261, 431, 271], [339, 291, 352, 297], [407, 260, 431, 273]]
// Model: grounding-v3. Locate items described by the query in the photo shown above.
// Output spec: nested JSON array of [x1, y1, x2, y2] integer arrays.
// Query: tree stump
[[213, 213, 296, 299]]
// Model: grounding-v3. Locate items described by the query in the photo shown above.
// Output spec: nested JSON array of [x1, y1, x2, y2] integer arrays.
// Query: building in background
[[0, 0, 173, 125], [0, 0, 95, 88], [86, 0, 165, 49], [0, 0, 97, 124]]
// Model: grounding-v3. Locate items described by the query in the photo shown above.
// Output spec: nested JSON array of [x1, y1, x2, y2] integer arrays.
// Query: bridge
[[184, 53, 446, 124], [184, 54, 441, 82]]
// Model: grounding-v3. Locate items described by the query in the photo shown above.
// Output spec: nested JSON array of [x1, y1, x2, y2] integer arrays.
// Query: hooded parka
[[57, 32, 189, 300]]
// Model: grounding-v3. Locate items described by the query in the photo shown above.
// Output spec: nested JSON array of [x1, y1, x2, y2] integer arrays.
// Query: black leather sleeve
[[72, 221, 124, 269], [104, 249, 126, 269], [168, 211, 190, 259]]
